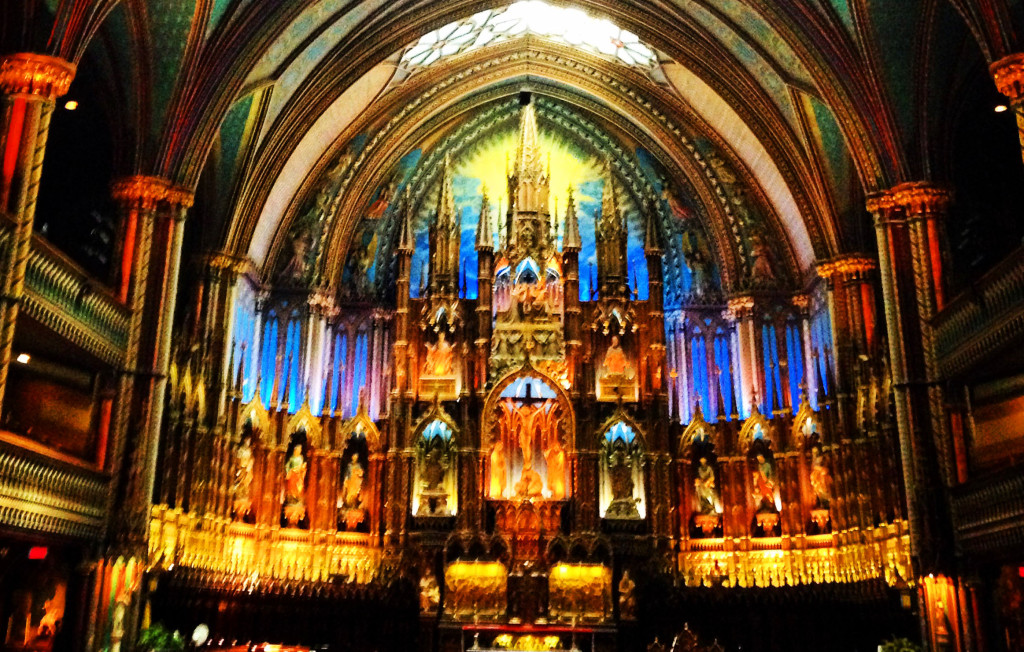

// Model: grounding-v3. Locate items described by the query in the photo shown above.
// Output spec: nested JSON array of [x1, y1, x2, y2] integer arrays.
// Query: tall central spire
[[507, 100, 550, 217], [514, 102, 545, 183]]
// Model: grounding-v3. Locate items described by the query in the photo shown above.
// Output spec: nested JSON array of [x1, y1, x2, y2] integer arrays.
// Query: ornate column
[[991, 52, 1024, 165], [727, 295, 758, 416], [0, 53, 75, 410], [868, 182, 952, 578]]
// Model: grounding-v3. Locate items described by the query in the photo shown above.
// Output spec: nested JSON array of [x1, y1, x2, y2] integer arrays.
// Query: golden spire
[[563, 185, 581, 251], [600, 160, 620, 223], [436, 154, 457, 230], [513, 102, 545, 182], [397, 185, 414, 253], [476, 185, 493, 251]]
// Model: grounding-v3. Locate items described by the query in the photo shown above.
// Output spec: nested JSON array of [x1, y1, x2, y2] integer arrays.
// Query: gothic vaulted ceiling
[[8, 0, 1023, 291]]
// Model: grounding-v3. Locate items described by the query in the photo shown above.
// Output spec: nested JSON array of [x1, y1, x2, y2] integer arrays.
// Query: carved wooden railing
[[21, 234, 129, 365], [0, 437, 107, 540], [951, 463, 1024, 557], [0, 223, 129, 365], [934, 245, 1024, 378]]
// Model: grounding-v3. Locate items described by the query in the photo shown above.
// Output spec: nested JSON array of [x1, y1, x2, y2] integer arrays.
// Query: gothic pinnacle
[[476, 186, 493, 251], [563, 185, 581, 251]]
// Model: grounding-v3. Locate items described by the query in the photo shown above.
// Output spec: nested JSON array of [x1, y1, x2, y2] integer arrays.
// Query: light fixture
[[995, 104, 1008, 113], [15, 353, 30, 364], [64, 100, 78, 111]]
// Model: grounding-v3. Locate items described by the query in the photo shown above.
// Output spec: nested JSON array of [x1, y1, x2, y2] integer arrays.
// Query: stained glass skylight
[[400, 1, 659, 73]]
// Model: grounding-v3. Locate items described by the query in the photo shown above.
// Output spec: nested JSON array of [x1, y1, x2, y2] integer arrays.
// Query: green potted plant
[[879, 637, 923, 652], [136, 624, 185, 652]]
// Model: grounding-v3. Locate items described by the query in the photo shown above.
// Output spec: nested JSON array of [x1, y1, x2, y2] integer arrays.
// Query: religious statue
[[618, 570, 636, 620], [341, 453, 365, 509], [544, 435, 566, 499], [231, 434, 255, 520], [419, 571, 440, 612], [693, 457, 719, 515], [751, 453, 778, 513], [424, 331, 454, 377], [489, 439, 507, 498], [283, 444, 307, 526], [417, 448, 450, 516], [603, 335, 629, 376], [514, 404, 544, 498], [809, 446, 831, 509], [606, 449, 640, 519]]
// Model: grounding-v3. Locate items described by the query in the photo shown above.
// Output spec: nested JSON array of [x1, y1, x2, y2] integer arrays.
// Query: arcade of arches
[[2, 2, 1024, 651]]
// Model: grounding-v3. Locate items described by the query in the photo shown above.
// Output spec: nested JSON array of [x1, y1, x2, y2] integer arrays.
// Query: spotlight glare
[[64, 100, 78, 111], [15, 353, 30, 364], [995, 104, 1008, 113]]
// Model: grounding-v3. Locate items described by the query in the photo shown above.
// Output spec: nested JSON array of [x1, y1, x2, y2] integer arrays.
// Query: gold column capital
[[816, 254, 877, 280], [725, 294, 756, 319], [111, 176, 194, 212], [165, 185, 194, 211], [990, 52, 1024, 102], [111, 175, 169, 211], [790, 293, 811, 311], [0, 53, 76, 99], [866, 182, 951, 221]]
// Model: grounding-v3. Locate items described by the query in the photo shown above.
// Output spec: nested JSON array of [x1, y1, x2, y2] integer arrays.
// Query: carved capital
[[866, 182, 951, 223], [790, 293, 811, 312], [165, 185, 195, 211], [990, 52, 1024, 103], [816, 255, 877, 281], [725, 294, 756, 319], [0, 53, 75, 99], [889, 182, 951, 217], [111, 176, 194, 213], [110, 175, 169, 211]]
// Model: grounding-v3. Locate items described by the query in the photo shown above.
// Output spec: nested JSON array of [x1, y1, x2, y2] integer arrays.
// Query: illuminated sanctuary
[[1, 2, 1024, 652]]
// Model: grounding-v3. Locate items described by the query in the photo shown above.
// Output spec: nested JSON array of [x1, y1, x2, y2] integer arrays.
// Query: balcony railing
[[933, 245, 1024, 379], [0, 436, 108, 540], [0, 223, 129, 366], [950, 463, 1024, 557]]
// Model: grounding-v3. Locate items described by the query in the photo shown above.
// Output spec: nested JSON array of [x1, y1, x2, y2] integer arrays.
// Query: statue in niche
[[751, 453, 778, 513], [513, 402, 544, 498], [600, 335, 637, 400], [603, 335, 629, 376], [283, 443, 307, 526], [417, 447, 450, 516], [489, 439, 507, 498], [618, 570, 636, 620], [606, 449, 640, 519], [231, 433, 255, 520], [424, 331, 454, 377], [693, 457, 719, 516], [419, 571, 440, 612], [809, 446, 832, 509], [543, 434, 566, 500], [341, 453, 365, 509]]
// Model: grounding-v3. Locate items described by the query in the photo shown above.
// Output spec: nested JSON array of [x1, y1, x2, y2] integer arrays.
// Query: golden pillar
[[990, 52, 1024, 165], [0, 52, 75, 410], [868, 182, 953, 574]]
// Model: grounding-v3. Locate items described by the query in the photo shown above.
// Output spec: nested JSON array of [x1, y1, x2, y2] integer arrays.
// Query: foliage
[[136, 624, 185, 652], [879, 637, 923, 652]]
